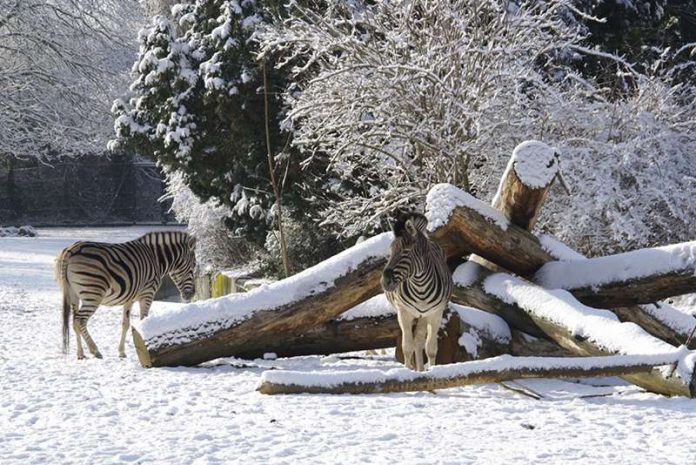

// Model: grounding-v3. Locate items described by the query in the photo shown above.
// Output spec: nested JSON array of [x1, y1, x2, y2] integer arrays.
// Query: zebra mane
[[136, 231, 194, 248], [392, 212, 428, 237]]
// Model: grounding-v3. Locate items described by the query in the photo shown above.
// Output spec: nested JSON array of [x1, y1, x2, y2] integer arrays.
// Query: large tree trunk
[[257, 351, 690, 395], [432, 141, 563, 363], [132, 234, 392, 367]]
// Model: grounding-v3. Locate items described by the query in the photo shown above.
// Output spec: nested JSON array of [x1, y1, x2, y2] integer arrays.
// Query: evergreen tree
[[110, 0, 308, 244]]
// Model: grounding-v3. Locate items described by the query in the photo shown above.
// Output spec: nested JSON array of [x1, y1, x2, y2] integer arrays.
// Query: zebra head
[[381, 212, 429, 292], [170, 234, 197, 302]]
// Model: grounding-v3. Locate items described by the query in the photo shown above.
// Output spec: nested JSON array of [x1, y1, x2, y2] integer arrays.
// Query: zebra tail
[[55, 250, 71, 354]]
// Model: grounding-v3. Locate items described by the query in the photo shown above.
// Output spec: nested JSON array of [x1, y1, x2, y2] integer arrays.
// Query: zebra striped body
[[382, 213, 452, 371], [56, 231, 196, 359]]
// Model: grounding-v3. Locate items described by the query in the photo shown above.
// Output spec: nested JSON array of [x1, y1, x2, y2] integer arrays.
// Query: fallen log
[[534, 241, 696, 308], [479, 272, 696, 397], [257, 350, 693, 395], [229, 297, 509, 361], [536, 234, 696, 348], [132, 234, 392, 367]]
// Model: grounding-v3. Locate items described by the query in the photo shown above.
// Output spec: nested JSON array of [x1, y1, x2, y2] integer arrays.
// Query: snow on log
[[537, 233, 696, 348], [131, 233, 393, 367], [428, 184, 696, 347], [534, 241, 696, 307], [482, 273, 696, 397], [426, 184, 555, 276], [491, 140, 559, 230], [257, 350, 693, 395]]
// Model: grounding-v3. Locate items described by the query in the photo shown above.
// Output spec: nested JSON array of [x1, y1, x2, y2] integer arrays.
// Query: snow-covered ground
[[2, 227, 696, 465]]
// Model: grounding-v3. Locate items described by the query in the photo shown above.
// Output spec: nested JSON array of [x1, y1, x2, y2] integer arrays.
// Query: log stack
[[132, 141, 696, 398]]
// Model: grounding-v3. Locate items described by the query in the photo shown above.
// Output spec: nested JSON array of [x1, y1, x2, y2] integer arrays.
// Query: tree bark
[[257, 352, 689, 395]]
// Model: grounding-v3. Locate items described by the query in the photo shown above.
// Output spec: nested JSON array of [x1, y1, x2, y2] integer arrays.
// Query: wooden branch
[[257, 352, 687, 395]]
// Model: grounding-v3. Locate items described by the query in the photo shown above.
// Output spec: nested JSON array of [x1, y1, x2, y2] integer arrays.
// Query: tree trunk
[[435, 140, 562, 362], [257, 351, 690, 395], [544, 261, 696, 308], [132, 234, 392, 367]]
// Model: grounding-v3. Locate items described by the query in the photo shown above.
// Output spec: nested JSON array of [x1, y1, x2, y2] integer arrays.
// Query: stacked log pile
[[132, 141, 696, 398]]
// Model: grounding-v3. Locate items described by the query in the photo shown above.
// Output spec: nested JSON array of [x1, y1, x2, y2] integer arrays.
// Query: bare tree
[[0, 0, 143, 160], [257, 0, 696, 253]]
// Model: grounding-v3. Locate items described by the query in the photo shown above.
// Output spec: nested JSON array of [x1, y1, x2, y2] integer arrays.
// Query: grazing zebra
[[381, 213, 452, 371], [55, 231, 197, 360]]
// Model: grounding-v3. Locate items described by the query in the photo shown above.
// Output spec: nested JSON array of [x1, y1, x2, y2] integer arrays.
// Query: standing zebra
[[55, 231, 197, 360], [381, 213, 452, 371]]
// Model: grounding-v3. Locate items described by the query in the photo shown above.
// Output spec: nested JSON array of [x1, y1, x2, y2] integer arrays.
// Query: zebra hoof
[[119, 353, 126, 359], [77, 354, 86, 360], [94, 352, 103, 359]]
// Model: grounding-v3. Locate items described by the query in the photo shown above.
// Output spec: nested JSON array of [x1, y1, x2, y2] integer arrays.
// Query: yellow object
[[210, 273, 233, 298]]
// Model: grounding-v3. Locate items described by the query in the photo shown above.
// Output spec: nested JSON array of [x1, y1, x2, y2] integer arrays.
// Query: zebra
[[381, 212, 452, 371], [55, 231, 197, 360]]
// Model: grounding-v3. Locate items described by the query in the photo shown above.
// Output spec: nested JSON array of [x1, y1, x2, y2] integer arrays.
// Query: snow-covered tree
[[257, 0, 696, 254], [110, 0, 313, 246], [0, 0, 142, 160]]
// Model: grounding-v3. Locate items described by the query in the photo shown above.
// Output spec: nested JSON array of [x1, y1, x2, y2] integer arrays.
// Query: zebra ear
[[405, 219, 419, 238]]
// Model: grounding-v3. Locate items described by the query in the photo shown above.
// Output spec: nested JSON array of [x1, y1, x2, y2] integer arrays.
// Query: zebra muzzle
[[381, 269, 397, 292]]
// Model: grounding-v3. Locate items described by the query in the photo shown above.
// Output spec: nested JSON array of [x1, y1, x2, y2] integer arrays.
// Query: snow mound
[[425, 183, 509, 231]]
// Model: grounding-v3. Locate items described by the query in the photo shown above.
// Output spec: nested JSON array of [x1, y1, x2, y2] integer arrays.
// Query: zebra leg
[[138, 293, 154, 320], [424, 309, 444, 370], [71, 305, 85, 360], [118, 302, 133, 358], [414, 317, 429, 372], [397, 309, 417, 370], [74, 303, 102, 359]]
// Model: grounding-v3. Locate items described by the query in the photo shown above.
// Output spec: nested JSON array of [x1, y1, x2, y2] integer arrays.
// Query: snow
[[536, 233, 587, 261], [137, 232, 393, 348], [3, 227, 696, 464], [451, 303, 511, 344], [535, 241, 696, 290], [483, 274, 687, 364], [425, 183, 509, 232], [451, 260, 484, 287], [491, 141, 558, 207], [338, 294, 394, 321]]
